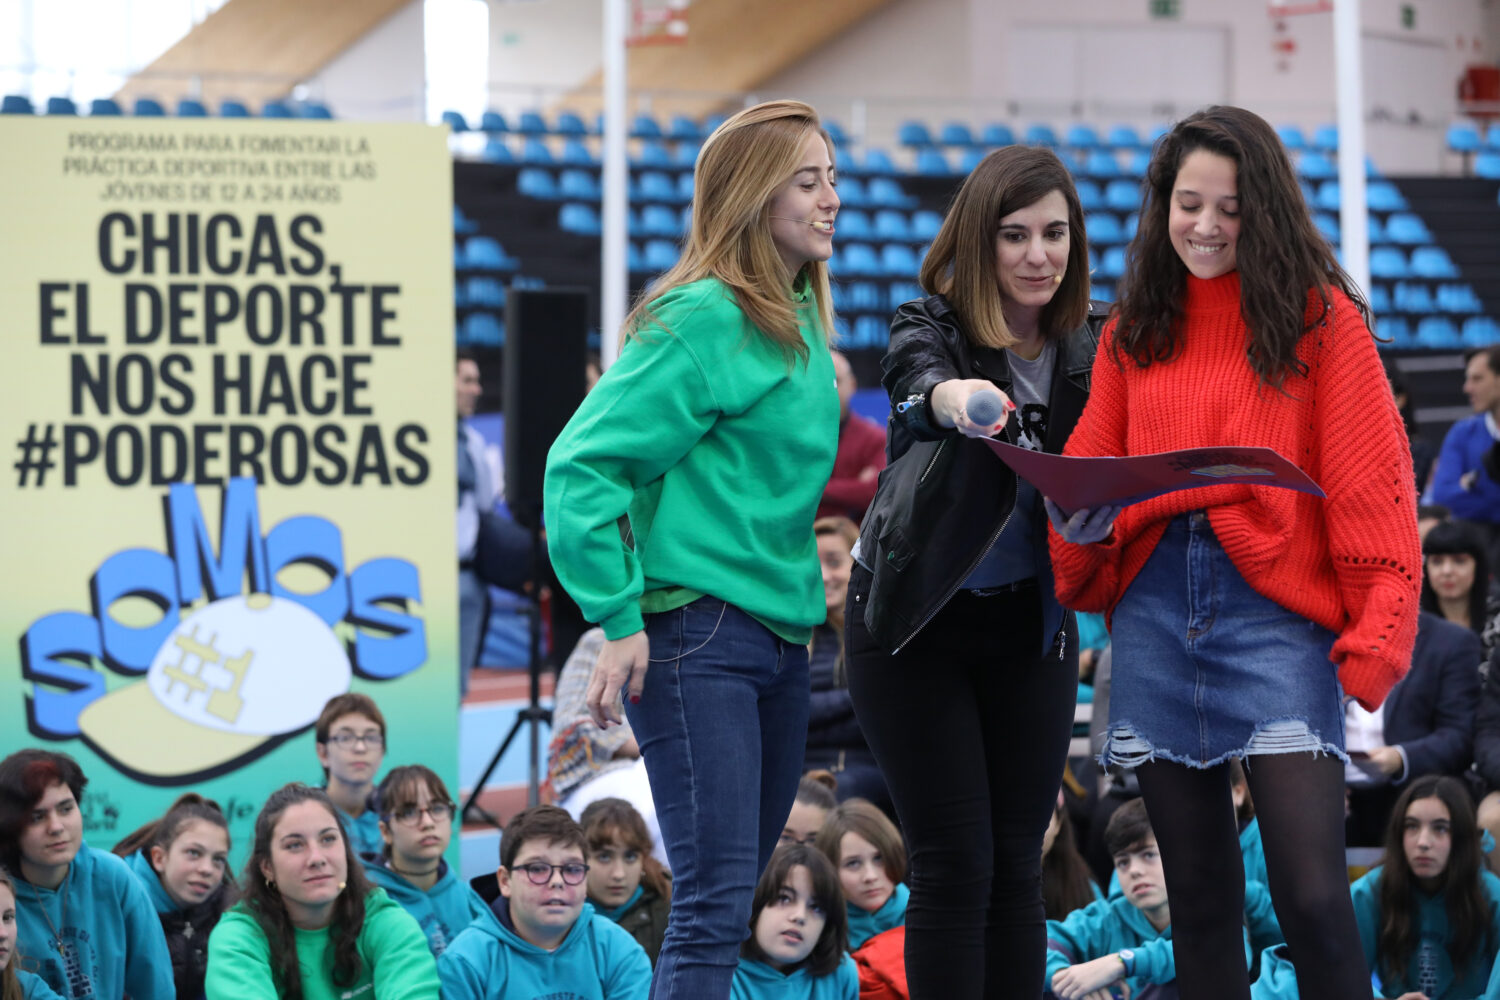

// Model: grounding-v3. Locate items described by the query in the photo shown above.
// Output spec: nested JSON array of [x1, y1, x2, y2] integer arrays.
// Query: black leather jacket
[[856, 294, 1106, 655]]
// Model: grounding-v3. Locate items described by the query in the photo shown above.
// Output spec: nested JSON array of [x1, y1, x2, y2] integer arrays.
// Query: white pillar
[[1333, 0, 1370, 296], [600, 0, 629, 367]]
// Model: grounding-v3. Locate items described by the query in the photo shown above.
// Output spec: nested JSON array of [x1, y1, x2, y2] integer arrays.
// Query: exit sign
[[1150, 0, 1180, 19]]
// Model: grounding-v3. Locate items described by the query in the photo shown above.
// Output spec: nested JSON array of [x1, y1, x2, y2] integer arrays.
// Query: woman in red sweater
[[1047, 105, 1420, 1000]]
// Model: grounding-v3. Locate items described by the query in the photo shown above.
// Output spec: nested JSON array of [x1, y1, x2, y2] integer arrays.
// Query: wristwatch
[[1117, 948, 1136, 976]]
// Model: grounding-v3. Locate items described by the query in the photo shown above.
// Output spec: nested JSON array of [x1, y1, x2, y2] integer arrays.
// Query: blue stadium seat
[[177, 99, 207, 117], [1448, 123, 1482, 154], [1123, 150, 1151, 178], [888, 282, 923, 310], [916, 148, 951, 175], [1084, 150, 1121, 178], [874, 210, 912, 240], [558, 169, 600, 200], [1463, 316, 1500, 346], [898, 121, 933, 146], [848, 282, 882, 311], [863, 148, 897, 175], [1367, 215, 1387, 244], [135, 98, 167, 116], [940, 122, 975, 146], [453, 206, 479, 235], [1104, 179, 1140, 213], [555, 111, 588, 136], [45, 96, 77, 115], [633, 171, 675, 203], [466, 277, 507, 307], [1297, 153, 1335, 179], [641, 204, 680, 237], [1065, 124, 1100, 148], [675, 172, 694, 202], [1024, 123, 1058, 146], [852, 315, 887, 350], [1098, 247, 1128, 280], [1148, 124, 1170, 145], [260, 100, 292, 118], [1315, 181, 1341, 212], [1366, 181, 1407, 212], [868, 177, 915, 208], [299, 102, 333, 119], [89, 98, 122, 116], [517, 111, 548, 135], [839, 243, 881, 276], [1486, 124, 1500, 152], [837, 177, 868, 207], [219, 100, 249, 118], [1385, 213, 1431, 244], [958, 148, 986, 174], [1369, 246, 1409, 279], [1409, 246, 1459, 278], [1087, 213, 1124, 244], [642, 239, 679, 271], [1475, 153, 1500, 179], [632, 141, 672, 168], [673, 142, 700, 168], [626, 242, 645, 272], [1277, 125, 1306, 151], [1074, 180, 1104, 211], [824, 121, 849, 146], [1311, 124, 1338, 152], [1376, 317, 1413, 349], [1312, 213, 1340, 242], [465, 236, 519, 272], [1415, 317, 1461, 349], [702, 113, 728, 135], [1107, 125, 1143, 149], [631, 114, 662, 139], [911, 210, 943, 241], [1366, 284, 1391, 314], [516, 168, 557, 199], [460, 313, 504, 347], [521, 138, 554, 164], [1393, 282, 1436, 314], [1123, 213, 1139, 239], [1436, 284, 1483, 313], [480, 110, 508, 133], [561, 139, 595, 166], [836, 146, 862, 177], [836, 210, 872, 240], [1, 94, 34, 114], [664, 115, 698, 141], [981, 123, 1015, 147], [481, 139, 514, 163]]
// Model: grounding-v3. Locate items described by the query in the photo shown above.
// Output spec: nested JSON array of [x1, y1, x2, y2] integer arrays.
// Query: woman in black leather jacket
[[844, 145, 1103, 998]]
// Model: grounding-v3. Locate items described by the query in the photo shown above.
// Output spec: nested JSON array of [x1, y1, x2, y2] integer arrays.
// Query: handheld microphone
[[771, 217, 834, 231], [966, 388, 1009, 427]]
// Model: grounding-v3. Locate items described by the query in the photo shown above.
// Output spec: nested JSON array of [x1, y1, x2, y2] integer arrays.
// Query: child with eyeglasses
[[314, 694, 388, 858], [360, 766, 488, 957], [438, 805, 651, 999]]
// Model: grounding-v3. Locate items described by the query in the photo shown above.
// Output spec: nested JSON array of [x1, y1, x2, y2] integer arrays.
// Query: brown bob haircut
[[814, 797, 906, 887], [918, 145, 1091, 350], [315, 693, 387, 743], [741, 843, 848, 977], [500, 804, 587, 871]]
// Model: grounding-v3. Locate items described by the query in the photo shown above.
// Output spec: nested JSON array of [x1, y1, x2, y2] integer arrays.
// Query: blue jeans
[[626, 597, 810, 1000]]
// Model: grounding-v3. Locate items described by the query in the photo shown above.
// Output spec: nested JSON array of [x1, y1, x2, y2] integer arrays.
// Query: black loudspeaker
[[504, 287, 589, 526]]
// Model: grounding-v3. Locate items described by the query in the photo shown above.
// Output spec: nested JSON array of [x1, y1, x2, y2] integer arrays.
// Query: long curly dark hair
[[240, 784, 373, 1000], [1111, 105, 1370, 388], [1377, 776, 1492, 986]]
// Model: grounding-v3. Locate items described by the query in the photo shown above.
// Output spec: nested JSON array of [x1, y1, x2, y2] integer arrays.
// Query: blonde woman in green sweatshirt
[[544, 99, 842, 1000]]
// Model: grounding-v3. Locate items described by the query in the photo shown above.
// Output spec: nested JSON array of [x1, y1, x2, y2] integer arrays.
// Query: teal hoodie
[[729, 956, 858, 1000], [337, 805, 386, 859], [1045, 894, 1251, 995], [13, 843, 174, 1000], [847, 883, 908, 951], [360, 852, 489, 956], [1240, 817, 1268, 890], [1351, 864, 1500, 999], [18, 971, 65, 1000], [437, 896, 651, 1000]]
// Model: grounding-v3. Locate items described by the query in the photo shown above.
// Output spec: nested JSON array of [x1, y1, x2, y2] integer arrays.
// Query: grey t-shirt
[[961, 338, 1056, 589]]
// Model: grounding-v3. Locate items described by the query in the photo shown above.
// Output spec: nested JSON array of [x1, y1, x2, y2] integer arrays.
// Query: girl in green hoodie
[[205, 783, 436, 1000]]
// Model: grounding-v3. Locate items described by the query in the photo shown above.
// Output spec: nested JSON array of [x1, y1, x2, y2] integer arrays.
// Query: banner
[[0, 117, 456, 865]]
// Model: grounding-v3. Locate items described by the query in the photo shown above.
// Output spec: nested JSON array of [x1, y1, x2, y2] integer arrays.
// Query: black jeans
[[845, 565, 1079, 999]]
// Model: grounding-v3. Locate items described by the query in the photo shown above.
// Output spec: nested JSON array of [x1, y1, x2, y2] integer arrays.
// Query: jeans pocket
[[651, 598, 728, 664]]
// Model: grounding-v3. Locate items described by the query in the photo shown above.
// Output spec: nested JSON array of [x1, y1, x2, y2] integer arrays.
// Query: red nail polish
[[630, 696, 641, 704]]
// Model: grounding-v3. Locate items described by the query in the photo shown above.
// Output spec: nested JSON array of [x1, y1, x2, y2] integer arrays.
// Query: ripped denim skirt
[[1100, 510, 1348, 770]]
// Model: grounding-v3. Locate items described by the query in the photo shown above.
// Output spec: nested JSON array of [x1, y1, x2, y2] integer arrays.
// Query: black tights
[[1136, 754, 1367, 1000]]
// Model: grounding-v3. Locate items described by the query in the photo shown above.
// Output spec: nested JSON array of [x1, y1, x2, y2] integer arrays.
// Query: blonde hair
[[919, 146, 1091, 350], [625, 99, 836, 364]]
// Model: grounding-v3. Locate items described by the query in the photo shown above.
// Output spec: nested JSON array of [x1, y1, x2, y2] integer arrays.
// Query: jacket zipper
[[918, 439, 947, 485], [892, 473, 1018, 654]]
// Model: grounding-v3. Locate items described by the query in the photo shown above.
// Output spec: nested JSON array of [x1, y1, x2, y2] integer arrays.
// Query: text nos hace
[[19, 477, 428, 756]]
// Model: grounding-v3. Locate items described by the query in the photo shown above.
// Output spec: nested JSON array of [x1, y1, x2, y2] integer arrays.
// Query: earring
[[265, 877, 276, 890]]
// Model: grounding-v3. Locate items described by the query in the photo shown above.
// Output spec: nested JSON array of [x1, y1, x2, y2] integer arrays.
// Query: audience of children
[[436, 804, 652, 1000], [0, 866, 66, 1000], [204, 782, 437, 999], [313, 694, 389, 859], [782, 773, 839, 848], [580, 798, 672, 966], [813, 800, 908, 951], [112, 792, 235, 999], [360, 765, 488, 957], [0, 749, 173, 1000], [1042, 792, 1105, 921], [1228, 761, 1268, 890], [731, 844, 858, 1000]]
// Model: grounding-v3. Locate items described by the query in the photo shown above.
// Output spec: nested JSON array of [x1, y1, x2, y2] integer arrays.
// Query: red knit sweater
[[1049, 272, 1420, 710]]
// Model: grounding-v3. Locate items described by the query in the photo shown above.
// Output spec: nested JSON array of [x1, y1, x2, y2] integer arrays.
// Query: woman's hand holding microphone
[[931, 379, 1014, 438]]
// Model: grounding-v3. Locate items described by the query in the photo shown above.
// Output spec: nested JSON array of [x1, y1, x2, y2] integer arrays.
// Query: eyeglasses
[[390, 803, 454, 826], [513, 862, 590, 886], [326, 732, 384, 748]]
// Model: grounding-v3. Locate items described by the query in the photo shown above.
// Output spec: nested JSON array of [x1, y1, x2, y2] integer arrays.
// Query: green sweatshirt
[[544, 277, 839, 642], [205, 886, 439, 1000]]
